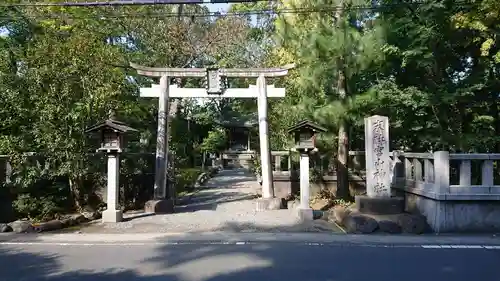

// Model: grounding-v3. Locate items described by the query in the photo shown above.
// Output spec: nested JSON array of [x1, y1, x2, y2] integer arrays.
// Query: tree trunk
[[202, 151, 206, 170], [336, 66, 350, 199], [69, 176, 84, 211], [333, 3, 350, 199], [337, 121, 350, 199]]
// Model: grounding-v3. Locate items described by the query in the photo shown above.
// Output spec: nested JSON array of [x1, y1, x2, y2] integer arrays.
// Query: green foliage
[[175, 168, 203, 194], [269, 0, 500, 154], [0, 2, 260, 220], [3, 0, 500, 220], [199, 129, 228, 154], [309, 167, 324, 183], [13, 194, 61, 222], [10, 171, 70, 221]]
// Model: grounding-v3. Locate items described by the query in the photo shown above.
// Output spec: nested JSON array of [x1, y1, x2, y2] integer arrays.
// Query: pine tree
[[275, 0, 384, 198]]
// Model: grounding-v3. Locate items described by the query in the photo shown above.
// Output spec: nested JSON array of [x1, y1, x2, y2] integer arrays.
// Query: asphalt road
[[1, 238, 499, 281]]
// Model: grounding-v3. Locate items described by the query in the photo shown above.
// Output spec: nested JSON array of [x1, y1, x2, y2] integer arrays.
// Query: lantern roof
[[85, 119, 138, 134], [287, 120, 326, 134]]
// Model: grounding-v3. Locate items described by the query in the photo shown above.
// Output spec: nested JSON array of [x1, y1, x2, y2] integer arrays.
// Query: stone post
[[433, 151, 450, 194], [102, 153, 122, 223], [257, 74, 274, 199], [275, 155, 282, 172], [365, 115, 391, 198], [355, 115, 404, 215], [299, 153, 310, 209], [296, 151, 314, 221]]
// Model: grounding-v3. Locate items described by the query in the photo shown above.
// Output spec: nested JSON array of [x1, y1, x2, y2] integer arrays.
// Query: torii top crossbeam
[[129, 63, 296, 78]]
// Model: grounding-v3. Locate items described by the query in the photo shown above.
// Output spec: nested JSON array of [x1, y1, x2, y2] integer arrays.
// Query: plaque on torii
[[130, 63, 295, 214]]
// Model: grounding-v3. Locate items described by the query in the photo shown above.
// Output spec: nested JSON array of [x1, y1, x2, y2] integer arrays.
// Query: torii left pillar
[[139, 75, 178, 214]]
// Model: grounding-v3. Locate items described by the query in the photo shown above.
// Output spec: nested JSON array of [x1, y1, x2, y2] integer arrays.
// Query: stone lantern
[[86, 119, 136, 153], [85, 119, 137, 223], [288, 120, 326, 153], [287, 120, 326, 221]]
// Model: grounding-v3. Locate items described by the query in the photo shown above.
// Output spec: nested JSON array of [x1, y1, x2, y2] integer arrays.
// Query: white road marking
[[421, 245, 442, 248], [420, 244, 499, 249], [1, 241, 499, 249], [464, 245, 484, 249], [483, 245, 500, 249], [450, 245, 470, 248]]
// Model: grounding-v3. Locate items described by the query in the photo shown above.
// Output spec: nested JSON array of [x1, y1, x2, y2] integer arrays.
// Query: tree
[[452, 0, 500, 63], [0, 2, 258, 217], [368, 0, 500, 152], [198, 128, 227, 169], [273, 0, 384, 198]]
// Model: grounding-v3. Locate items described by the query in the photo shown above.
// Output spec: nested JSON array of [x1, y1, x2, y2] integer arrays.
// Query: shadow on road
[[117, 169, 258, 219], [175, 194, 259, 213], [0, 221, 499, 281]]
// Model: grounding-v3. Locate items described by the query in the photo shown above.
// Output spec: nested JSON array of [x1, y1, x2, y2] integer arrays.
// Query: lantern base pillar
[[145, 199, 175, 214], [255, 198, 283, 211], [296, 208, 314, 222], [102, 209, 123, 223]]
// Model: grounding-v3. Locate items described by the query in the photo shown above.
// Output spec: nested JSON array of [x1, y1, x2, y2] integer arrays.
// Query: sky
[[0, 3, 230, 37], [205, 3, 230, 12]]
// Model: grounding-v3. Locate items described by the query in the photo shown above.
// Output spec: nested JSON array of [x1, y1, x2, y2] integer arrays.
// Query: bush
[[12, 193, 63, 222], [310, 167, 324, 183], [175, 168, 203, 194], [9, 168, 71, 222]]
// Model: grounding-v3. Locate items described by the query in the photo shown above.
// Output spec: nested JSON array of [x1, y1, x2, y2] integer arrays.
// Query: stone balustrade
[[448, 153, 500, 198], [348, 151, 500, 232], [349, 151, 500, 199], [269, 150, 366, 199], [268, 149, 500, 232], [270, 150, 292, 175]]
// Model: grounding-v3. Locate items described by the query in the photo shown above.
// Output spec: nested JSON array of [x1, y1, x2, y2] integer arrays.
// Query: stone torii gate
[[130, 63, 294, 213]]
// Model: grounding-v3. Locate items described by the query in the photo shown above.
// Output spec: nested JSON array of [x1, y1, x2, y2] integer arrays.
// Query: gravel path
[[76, 169, 338, 233]]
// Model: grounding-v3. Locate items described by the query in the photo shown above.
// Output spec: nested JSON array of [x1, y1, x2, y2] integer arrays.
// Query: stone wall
[[390, 151, 500, 233], [398, 190, 500, 233], [273, 172, 366, 199], [346, 147, 500, 233]]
